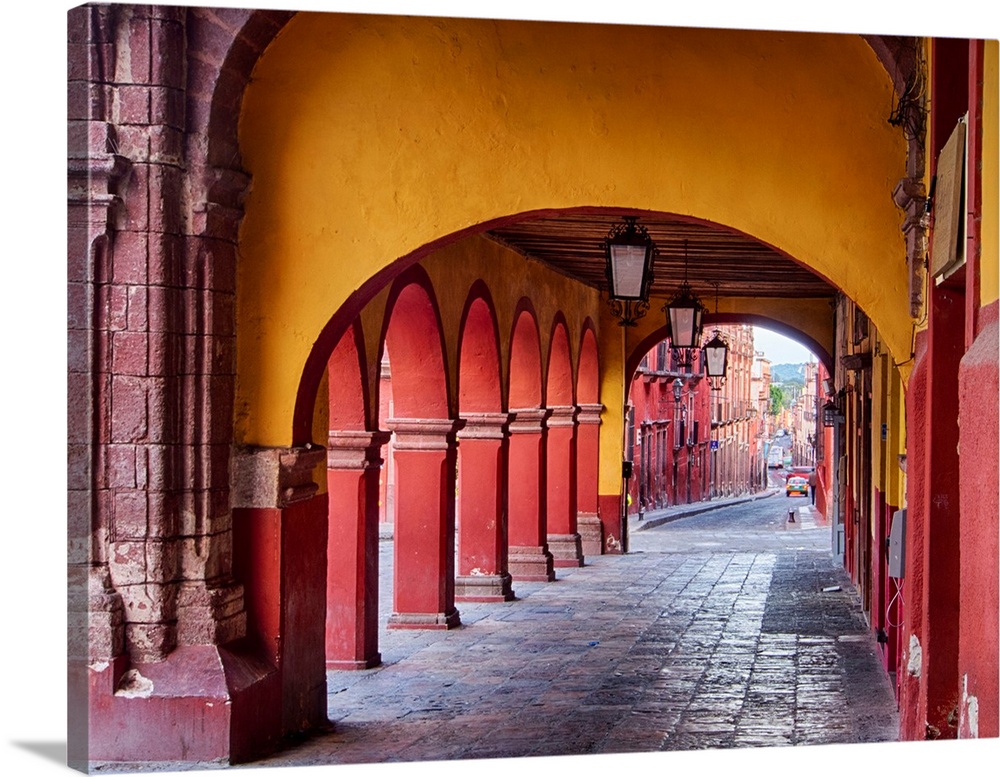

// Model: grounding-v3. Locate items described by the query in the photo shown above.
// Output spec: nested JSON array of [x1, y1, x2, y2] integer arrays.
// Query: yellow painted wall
[[237, 13, 911, 448]]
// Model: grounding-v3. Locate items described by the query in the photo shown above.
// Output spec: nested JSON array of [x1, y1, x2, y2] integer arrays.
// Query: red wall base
[[87, 642, 281, 764], [598, 494, 625, 554]]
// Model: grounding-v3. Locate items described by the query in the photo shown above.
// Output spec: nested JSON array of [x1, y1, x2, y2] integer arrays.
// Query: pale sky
[[753, 326, 818, 365]]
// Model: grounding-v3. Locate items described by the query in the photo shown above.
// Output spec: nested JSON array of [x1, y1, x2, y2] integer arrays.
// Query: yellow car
[[786, 476, 809, 497]]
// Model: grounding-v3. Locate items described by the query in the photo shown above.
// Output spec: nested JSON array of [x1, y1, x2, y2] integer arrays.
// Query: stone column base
[[455, 573, 515, 602], [387, 608, 461, 630], [327, 654, 381, 671], [577, 512, 603, 557], [508, 545, 555, 582], [547, 533, 584, 567]]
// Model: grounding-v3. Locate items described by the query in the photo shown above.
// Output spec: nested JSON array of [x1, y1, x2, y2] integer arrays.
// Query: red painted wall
[[899, 331, 928, 738], [626, 361, 713, 513], [957, 302, 999, 738]]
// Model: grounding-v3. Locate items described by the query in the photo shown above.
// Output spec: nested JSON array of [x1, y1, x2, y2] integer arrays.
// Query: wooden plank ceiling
[[485, 212, 836, 300]]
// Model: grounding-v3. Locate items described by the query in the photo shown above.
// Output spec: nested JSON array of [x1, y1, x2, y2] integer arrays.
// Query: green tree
[[770, 384, 786, 413]]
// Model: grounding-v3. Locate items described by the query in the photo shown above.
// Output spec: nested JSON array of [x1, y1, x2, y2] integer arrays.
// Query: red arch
[[577, 319, 600, 405], [625, 313, 834, 381], [378, 266, 451, 421], [546, 315, 574, 407], [457, 282, 503, 413], [508, 301, 543, 409], [327, 319, 370, 431]]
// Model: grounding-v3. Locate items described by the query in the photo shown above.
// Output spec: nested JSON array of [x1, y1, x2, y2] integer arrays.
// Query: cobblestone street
[[240, 490, 899, 771]]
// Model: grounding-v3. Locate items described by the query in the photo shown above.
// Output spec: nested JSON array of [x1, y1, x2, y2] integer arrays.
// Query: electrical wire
[[886, 577, 905, 629]]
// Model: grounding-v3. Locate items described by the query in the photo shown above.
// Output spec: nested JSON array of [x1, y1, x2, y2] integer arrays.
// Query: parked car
[[786, 476, 809, 497]]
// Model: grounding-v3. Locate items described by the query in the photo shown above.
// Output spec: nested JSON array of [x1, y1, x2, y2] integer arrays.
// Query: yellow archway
[[237, 12, 909, 447]]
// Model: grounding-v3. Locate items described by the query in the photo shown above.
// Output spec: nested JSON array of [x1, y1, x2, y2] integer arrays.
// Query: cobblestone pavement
[[241, 490, 899, 770]]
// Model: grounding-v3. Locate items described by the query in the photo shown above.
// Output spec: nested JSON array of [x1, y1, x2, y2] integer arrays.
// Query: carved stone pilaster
[[457, 412, 512, 440], [232, 445, 327, 509], [546, 404, 579, 429], [386, 417, 465, 449], [327, 430, 391, 470], [508, 407, 551, 434], [576, 403, 604, 426]]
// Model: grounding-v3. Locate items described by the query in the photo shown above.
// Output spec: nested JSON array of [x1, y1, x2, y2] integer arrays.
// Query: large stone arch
[[234, 14, 913, 448]]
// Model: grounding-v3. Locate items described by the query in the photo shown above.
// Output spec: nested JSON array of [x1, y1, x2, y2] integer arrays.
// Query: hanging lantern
[[822, 400, 840, 427], [603, 216, 656, 326], [702, 329, 729, 392], [662, 242, 706, 349]]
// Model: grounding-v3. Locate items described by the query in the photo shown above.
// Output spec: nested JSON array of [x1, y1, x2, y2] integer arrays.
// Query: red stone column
[[575, 403, 604, 556], [386, 418, 463, 629], [456, 413, 515, 602], [546, 405, 584, 567], [232, 446, 329, 737], [325, 430, 391, 669], [507, 409, 555, 582]]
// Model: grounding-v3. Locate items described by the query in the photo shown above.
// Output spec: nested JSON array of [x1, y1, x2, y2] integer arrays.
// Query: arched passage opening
[[324, 321, 388, 670], [575, 322, 606, 555], [507, 303, 555, 582], [455, 285, 514, 601], [378, 270, 461, 629], [545, 316, 583, 567]]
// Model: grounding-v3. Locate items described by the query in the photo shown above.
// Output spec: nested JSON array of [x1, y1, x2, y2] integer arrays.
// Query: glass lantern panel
[[669, 306, 698, 348], [705, 345, 727, 377], [609, 244, 648, 299]]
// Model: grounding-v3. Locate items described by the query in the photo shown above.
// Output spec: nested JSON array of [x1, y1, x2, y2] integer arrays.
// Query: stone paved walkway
[[240, 490, 899, 770]]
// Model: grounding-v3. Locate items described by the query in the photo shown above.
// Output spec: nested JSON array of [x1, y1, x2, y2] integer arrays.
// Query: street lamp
[[662, 241, 706, 366], [822, 399, 841, 427], [703, 329, 729, 391], [672, 376, 685, 406], [603, 216, 657, 327], [701, 283, 728, 392]]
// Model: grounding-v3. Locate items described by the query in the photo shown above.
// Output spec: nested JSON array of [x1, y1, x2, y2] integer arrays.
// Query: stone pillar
[[68, 8, 132, 762], [325, 430, 391, 669], [575, 403, 604, 556], [507, 409, 555, 582], [456, 413, 515, 602], [546, 405, 584, 567], [232, 445, 329, 736], [386, 418, 463, 629], [70, 6, 287, 765]]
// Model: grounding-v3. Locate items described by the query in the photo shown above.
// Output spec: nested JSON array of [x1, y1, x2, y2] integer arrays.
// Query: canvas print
[[61, 1, 998, 774]]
